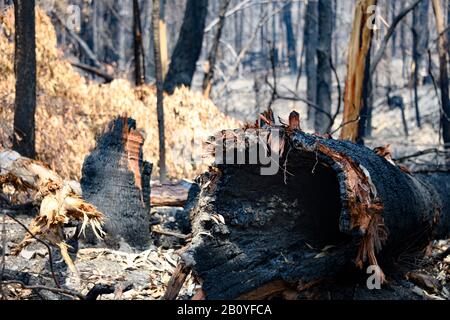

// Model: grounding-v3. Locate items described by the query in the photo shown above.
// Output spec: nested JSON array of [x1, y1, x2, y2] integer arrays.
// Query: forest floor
[[1, 8, 449, 300]]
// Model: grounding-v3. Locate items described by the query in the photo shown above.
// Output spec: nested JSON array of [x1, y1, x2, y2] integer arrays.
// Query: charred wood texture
[[81, 117, 152, 249], [13, 0, 36, 158], [180, 127, 450, 300]]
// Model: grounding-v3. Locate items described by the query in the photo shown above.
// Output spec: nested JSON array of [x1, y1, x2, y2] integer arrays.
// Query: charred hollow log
[[81, 117, 152, 249], [179, 128, 450, 300]]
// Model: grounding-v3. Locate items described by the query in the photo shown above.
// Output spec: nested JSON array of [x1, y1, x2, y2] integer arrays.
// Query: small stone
[[20, 249, 36, 260], [444, 255, 450, 264]]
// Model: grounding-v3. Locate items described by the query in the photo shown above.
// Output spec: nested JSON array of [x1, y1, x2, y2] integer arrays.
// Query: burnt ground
[[0, 209, 449, 300]]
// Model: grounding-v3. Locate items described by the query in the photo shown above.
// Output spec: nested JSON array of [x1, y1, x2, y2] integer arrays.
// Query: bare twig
[[371, 0, 424, 75], [3, 212, 60, 288], [204, 0, 252, 33], [394, 148, 450, 163], [216, 1, 291, 97], [331, 117, 361, 136], [51, 12, 103, 69], [1, 280, 84, 300], [70, 61, 114, 83], [327, 56, 342, 133], [152, 227, 191, 240]]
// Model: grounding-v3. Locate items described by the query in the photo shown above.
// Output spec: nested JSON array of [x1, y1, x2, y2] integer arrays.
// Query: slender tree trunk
[[80, 0, 95, 66], [152, 0, 167, 182], [202, 0, 231, 98], [340, 0, 377, 142], [115, 0, 127, 72], [412, 0, 430, 128], [391, 1, 397, 57], [400, 1, 408, 79], [357, 42, 373, 144], [304, 0, 318, 125], [133, 0, 146, 86], [163, 0, 208, 94], [432, 0, 450, 151], [315, 0, 333, 134], [13, 0, 36, 159], [282, 0, 297, 74], [447, 0, 450, 52]]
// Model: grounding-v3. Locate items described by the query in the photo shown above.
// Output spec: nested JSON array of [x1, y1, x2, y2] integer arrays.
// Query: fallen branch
[[1, 279, 132, 300], [70, 61, 114, 83], [152, 226, 190, 240]]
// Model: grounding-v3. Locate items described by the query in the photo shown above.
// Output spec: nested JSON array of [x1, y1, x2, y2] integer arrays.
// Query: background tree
[[282, 0, 297, 74], [431, 0, 450, 151], [163, 0, 208, 94], [152, 0, 167, 182], [412, 0, 430, 128], [13, 0, 37, 158], [315, 0, 332, 134], [202, 0, 231, 98], [133, 0, 146, 86], [304, 0, 318, 125], [340, 0, 377, 142]]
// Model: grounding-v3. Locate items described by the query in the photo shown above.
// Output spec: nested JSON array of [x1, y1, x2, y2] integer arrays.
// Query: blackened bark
[[163, 0, 208, 94], [181, 128, 450, 299], [315, 0, 332, 134], [153, 0, 167, 182], [358, 43, 373, 145], [81, 118, 152, 249], [13, 0, 36, 159], [282, 0, 297, 74], [133, 0, 146, 86], [304, 0, 318, 124]]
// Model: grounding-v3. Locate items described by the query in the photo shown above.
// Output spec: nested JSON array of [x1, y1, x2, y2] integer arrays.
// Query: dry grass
[[0, 7, 240, 180]]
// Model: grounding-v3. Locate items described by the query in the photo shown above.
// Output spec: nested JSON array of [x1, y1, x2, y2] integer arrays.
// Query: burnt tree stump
[[81, 117, 152, 249], [176, 125, 450, 300]]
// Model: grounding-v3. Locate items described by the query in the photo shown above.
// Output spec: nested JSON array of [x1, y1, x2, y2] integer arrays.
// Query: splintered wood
[[0, 150, 105, 273]]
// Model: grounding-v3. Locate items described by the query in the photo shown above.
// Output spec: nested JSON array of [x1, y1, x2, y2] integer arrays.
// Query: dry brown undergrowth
[[0, 7, 240, 180]]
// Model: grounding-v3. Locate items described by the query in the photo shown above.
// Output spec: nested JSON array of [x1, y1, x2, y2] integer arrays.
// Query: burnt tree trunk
[[179, 127, 450, 300], [163, 0, 208, 94], [357, 42, 374, 144], [153, 0, 167, 182], [304, 0, 318, 125], [133, 0, 146, 86], [81, 118, 152, 249], [282, 0, 297, 74], [12, 0, 36, 159], [315, 0, 332, 134], [340, 0, 377, 142]]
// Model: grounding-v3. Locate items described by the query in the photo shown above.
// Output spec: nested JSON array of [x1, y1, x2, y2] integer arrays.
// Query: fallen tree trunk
[[178, 122, 450, 299], [81, 117, 152, 249], [150, 181, 191, 207]]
